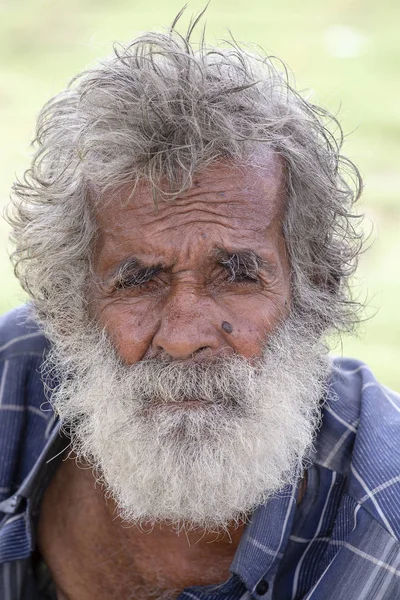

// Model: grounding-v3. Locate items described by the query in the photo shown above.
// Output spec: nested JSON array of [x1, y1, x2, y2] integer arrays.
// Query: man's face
[[90, 156, 291, 366], [48, 156, 327, 530]]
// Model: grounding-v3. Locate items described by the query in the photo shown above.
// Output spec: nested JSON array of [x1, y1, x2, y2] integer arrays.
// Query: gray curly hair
[[7, 15, 363, 341]]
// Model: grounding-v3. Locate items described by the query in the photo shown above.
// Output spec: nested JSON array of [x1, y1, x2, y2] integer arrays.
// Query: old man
[[1, 17, 400, 600]]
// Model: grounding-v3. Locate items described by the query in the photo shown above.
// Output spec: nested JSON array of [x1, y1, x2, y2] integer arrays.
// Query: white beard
[[45, 316, 329, 531]]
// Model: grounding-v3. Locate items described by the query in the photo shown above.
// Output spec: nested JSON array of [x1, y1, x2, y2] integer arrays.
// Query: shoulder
[[0, 304, 49, 359], [329, 357, 400, 450], [0, 306, 55, 501], [328, 357, 400, 539], [0, 305, 51, 411]]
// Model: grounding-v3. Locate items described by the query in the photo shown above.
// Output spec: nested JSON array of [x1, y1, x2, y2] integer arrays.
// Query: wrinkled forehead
[[92, 152, 286, 227]]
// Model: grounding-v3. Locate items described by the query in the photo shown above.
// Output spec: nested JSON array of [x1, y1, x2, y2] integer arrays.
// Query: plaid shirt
[[1, 305, 400, 600]]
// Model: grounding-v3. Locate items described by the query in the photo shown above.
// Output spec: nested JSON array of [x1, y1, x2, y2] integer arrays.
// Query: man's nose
[[151, 292, 222, 360]]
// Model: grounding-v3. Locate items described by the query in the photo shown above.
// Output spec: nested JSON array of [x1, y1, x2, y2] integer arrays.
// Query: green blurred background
[[0, 0, 399, 387]]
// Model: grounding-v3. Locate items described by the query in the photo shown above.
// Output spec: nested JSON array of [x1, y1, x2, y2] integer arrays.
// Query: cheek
[[222, 293, 289, 358], [94, 299, 160, 363]]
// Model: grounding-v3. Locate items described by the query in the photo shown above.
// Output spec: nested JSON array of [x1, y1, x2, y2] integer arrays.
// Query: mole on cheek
[[221, 321, 233, 334]]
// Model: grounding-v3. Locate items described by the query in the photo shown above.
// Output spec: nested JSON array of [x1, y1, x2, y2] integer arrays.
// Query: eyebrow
[[107, 257, 164, 289], [104, 247, 276, 290], [215, 248, 277, 281]]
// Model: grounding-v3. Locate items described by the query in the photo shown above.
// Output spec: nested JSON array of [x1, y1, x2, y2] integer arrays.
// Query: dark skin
[[37, 156, 293, 599]]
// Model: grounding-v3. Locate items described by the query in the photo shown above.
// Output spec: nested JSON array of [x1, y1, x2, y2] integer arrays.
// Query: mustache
[[113, 353, 257, 408]]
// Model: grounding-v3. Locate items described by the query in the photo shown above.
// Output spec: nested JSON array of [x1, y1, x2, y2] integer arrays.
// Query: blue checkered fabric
[[1, 305, 400, 600]]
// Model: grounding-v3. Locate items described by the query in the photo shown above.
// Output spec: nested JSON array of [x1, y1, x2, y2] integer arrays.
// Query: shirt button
[[255, 579, 269, 595]]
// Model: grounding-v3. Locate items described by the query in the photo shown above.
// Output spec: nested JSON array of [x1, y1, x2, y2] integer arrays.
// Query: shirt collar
[[0, 421, 68, 562], [0, 421, 66, 515], [231, 477, 301, 594]]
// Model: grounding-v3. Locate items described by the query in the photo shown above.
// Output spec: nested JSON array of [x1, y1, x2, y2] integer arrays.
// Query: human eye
[[112, 264, 164, 292], [220, 252, 261, 284], [229, 265, 260, 283]]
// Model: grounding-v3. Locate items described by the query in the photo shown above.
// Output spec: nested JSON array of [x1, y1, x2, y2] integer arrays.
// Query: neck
[[37, 456, 247, 599]]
